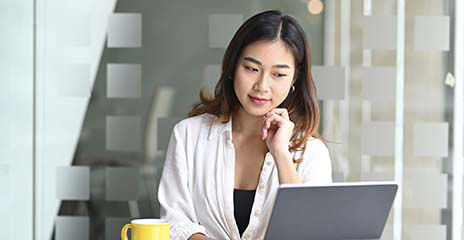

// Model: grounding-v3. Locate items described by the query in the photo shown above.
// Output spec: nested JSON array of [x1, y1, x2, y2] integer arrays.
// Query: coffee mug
[[121, 218, 170, 240]]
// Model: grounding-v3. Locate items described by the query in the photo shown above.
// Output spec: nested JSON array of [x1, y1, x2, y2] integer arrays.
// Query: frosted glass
[[55, 216, 89, 240], [332, 171, 344, 182], [0, 214, 9, 239], [0, 120, 11, 161], [362, 16, 396, 50], [62, 13, 91, 46], [360, 172, 394, 181], [380, 224, 393, 240], [410, 225, 446, 240], [50, 64, 91, 97], [404, 173, 447, 209], [312, 66, 345, 100], [0, 165, 9, 205], [107, 63, 142, 98], [362, 66, 396, 102], [414, 16, 450, 51], [362, 122, 395, 156], [56, 166, 90, 200], [413, 122, 449, 157], [108, 13, 142, 48]]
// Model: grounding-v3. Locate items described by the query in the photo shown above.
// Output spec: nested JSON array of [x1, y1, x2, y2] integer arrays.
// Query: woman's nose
[[254, 73, 271, 92]]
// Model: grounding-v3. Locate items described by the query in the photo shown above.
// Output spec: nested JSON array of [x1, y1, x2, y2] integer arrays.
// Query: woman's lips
[[249, 95, 269, 105]]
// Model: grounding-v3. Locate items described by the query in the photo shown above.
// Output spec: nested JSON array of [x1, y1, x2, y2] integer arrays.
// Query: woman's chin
[[241, 105, 271, 117]]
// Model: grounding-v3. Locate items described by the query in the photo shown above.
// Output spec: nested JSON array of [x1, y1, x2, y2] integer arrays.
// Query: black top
[[233, 188, 256, 237]]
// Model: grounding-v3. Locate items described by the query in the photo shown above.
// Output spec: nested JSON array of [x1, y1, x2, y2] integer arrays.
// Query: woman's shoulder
[[292, 136, 328, 158], [175, 113, 215, 132], [306, 137, 328, 152]]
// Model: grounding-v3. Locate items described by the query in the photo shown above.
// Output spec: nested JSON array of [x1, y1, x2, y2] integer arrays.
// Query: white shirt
[[158, 113, 332, 240]]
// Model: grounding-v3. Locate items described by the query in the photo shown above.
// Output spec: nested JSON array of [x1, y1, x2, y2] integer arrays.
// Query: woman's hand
[[188, 233, 216, 240], [262, 108, 294, 158]]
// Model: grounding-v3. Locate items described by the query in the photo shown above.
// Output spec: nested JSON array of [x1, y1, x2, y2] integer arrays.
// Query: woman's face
[[233, 40, 296, 117]]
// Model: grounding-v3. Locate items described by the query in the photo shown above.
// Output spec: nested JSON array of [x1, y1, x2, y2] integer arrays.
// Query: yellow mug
[[121, 219, 170, 240]]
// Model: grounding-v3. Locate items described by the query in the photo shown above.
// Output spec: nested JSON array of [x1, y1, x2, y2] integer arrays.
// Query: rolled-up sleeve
[[158, 123, 207, 240], [298, 139, 333, 184]]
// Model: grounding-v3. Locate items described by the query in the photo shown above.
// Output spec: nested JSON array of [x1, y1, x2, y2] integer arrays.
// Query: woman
[[158, 10, 332, 240]]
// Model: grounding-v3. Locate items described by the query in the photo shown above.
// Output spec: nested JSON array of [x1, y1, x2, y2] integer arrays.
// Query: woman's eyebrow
[[243, 56, 291, 69]]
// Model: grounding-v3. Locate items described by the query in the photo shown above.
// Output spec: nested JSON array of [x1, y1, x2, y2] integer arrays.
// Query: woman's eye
[[245, 66, 258, 72], [275, 73, 287, 78], [244, 66, 286, 77]]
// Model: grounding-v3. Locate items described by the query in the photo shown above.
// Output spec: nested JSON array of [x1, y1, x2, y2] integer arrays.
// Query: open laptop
[[264, 182, 398, 240]]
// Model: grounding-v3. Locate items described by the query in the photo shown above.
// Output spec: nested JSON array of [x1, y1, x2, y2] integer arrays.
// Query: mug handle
[[121, 223, 132, 240]]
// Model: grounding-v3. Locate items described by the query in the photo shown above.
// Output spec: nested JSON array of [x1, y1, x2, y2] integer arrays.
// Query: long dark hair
[[189, 10, 322, 163]]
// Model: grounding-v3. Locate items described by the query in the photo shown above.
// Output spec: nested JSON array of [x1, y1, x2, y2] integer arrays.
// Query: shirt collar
[[208, 116, 232, 141]]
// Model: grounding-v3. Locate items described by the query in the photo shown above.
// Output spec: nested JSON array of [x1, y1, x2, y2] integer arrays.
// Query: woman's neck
[[232, 107, 265, 139]]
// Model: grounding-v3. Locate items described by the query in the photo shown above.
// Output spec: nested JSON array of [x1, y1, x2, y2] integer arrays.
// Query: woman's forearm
[[273, 150, 303, 184]]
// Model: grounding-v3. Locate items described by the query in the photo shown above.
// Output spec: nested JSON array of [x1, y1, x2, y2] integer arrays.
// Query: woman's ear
[[292, 75, 298, 85]]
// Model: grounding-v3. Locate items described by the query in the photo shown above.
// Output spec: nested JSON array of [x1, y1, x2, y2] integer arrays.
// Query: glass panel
[[0, 0, 33, 239], [30, 0, 461, 240], [36, 1, 326, 240], [322, 0, 455, 239]]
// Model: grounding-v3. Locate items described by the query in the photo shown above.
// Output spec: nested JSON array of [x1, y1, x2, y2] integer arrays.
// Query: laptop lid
[[265, 182, 398, 240]]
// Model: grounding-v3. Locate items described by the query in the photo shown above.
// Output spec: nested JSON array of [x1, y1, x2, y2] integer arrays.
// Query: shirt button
[[259, 183, 265, 191], [266, 160, 272, 166], [244, 233, 251, 239], [254, 209, 261, 217]]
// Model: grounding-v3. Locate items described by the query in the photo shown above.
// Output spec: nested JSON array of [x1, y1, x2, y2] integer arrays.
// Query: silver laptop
[[265, 182, 398, 240]]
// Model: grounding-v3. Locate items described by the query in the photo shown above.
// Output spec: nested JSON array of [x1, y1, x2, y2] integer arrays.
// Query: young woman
[[158, 10, 332, 240]]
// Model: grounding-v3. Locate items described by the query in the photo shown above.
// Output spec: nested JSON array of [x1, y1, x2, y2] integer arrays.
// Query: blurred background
[[1, 0, 462, 239]]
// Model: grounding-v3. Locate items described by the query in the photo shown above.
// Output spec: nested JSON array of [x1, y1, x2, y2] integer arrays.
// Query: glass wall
[[0, 0, 34, 239], [321, 0, 460, 239], [1, 0, 463, 239], [35, 1, 325, 240]]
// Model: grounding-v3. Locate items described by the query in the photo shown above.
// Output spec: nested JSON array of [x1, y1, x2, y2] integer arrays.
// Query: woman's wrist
[[272, 149, 303, 184], [271, 149, 292, 163]]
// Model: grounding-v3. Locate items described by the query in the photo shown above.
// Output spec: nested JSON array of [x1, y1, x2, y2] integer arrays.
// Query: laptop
[[264, 182, 398, 240]]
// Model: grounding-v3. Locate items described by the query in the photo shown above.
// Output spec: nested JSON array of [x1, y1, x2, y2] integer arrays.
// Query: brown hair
[[189, 10, 322, 163]]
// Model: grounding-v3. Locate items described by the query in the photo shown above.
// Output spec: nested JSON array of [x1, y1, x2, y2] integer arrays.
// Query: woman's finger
[[262, 118, 270, 140], [270, 108, 289, 120], [262, 111, 290, 139], [262, 117, 269, 139], [266, 116, 272, 129], [262, 114, 275, 139], [262, 124, 267, 139], [264, 113, 286, 129]]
